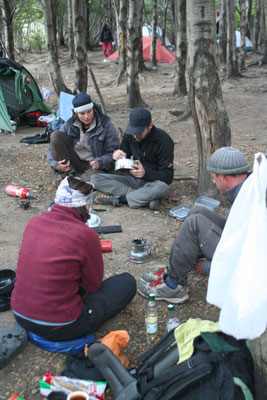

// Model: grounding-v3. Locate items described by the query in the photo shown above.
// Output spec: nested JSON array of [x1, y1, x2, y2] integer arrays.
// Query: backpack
[[87, 328, 255, 400]]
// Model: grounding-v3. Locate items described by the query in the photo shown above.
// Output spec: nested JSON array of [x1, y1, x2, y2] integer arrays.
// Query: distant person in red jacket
[[99, 24, 114, 61], [11, 176, 136, 341]]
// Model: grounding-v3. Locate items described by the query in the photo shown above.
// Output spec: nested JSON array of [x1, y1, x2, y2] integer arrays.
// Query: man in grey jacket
[[138, 147, 250, 304], [47, 92, 119, 183]]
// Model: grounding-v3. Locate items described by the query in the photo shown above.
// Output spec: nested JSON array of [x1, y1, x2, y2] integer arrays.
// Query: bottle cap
[[148, 293, 155, 301], [168, 304, 174, 311]]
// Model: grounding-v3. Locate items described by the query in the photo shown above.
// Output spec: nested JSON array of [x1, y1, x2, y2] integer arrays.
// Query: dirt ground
[[0, 47, 266, 399]]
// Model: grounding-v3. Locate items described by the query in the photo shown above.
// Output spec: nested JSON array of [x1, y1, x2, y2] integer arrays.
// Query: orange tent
[[107, 37, 176, 63]]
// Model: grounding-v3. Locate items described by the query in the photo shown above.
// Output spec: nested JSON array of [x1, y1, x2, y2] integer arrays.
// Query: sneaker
[[149, 200, 160, 211], [93, 191, 120, 206], [140, 265, 167, 283], [137, 278, 189, 304]]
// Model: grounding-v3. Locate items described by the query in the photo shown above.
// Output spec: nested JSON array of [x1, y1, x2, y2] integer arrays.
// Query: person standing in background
[[99, 24, 114, 61]]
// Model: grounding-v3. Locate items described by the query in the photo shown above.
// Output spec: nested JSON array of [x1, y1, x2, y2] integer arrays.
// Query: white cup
[[66, 391, 89, 400]]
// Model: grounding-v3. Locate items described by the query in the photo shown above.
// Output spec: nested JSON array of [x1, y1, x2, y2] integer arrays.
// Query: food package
[[40, 372, 106, 399]]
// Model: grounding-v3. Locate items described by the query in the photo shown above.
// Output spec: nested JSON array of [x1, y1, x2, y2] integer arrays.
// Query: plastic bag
[[207, 153, 267, 340], [39, 113, 57, 123], [100, 330, 130, 368], [41, 87, 52, 102]]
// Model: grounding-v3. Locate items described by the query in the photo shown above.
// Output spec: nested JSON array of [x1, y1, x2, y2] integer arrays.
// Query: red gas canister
[[5, 185, 32, 199]]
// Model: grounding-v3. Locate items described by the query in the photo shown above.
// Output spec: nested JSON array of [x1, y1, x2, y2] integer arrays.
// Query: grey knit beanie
[[207, 147, 250, 175]]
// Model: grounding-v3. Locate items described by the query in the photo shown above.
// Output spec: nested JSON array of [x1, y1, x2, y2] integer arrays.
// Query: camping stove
[[130, 238, 150, 264]]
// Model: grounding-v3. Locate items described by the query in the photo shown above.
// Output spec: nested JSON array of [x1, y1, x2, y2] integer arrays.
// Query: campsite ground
[[0, 47, 266, 399]]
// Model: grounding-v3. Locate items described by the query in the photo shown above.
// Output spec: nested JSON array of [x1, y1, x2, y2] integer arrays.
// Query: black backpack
[[87, 328, 254, 400]]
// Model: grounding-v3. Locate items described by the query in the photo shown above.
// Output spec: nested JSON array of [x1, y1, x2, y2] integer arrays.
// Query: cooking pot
[[0, 269, 16, 295]]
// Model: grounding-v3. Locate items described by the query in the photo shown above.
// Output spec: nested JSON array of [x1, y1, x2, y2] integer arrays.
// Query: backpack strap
[[137, 329, 176, 375], [139, 351, 225, 399]]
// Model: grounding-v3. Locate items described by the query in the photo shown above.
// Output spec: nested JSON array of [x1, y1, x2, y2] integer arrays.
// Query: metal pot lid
[[86, 213, 102, 228]]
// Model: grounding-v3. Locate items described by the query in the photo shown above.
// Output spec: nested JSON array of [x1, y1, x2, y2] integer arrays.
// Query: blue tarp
[[57, 91, 75, 122]]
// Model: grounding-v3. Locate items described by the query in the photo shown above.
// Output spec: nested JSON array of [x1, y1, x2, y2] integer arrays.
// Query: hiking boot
[[149, 200, 160, 211], [140, 265, 167, 283], [137, 278, 189, 304], [93, 191, 120, 207]]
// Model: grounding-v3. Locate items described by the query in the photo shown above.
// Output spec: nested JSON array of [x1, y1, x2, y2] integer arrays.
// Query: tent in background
[[107, 37, 176, 63], [235, 31, 253, 51], [0, 86, 13, 132], [0, 57, 52, 133], [142, 25, 172, 47]]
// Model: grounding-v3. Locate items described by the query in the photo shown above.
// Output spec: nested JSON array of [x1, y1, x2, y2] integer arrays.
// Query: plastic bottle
[[48, 201, 54, 211], [5, 185, 33, 199], [145, 293, 158, 341], [166, 304, 181, 332]]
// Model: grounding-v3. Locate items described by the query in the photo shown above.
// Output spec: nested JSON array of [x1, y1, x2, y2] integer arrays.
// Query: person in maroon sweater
[[11, 176, 136, 341]]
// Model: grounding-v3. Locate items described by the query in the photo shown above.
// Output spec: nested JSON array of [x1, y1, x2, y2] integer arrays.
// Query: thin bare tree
[[68, 0, 75, 61], [150, 0, 157, 67], [73, 0, 88, 92], [187, 0, 231, 195], [113, 0, 127, 86], [42, 0, 71, 95], [126, 0, 145, 107], [239, 0, 247, 71], [226, 0, 240, 78], [1, 0, 17, 60], [172, 0, 187, 97]]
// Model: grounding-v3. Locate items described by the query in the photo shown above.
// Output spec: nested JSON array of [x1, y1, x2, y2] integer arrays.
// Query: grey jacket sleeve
[[46, 146, 58, 172], [94, 121, 119, 171]]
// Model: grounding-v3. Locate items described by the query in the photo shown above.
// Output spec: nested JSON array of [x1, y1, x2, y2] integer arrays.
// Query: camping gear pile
[[0, 57, 52, 133]]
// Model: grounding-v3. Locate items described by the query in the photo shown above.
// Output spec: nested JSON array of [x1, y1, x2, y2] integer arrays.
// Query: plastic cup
[[100, 240, 112, 252], [66, 391, 89, 400]]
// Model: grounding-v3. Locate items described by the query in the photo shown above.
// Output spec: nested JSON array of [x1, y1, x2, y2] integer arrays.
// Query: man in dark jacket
[[138, 147, 250, 303], [47, 92, 119, 183], [91, 108, 174, 211]]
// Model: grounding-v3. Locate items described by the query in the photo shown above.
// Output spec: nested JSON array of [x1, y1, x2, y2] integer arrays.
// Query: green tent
[[0, 57, 52, 133], [0, 85, 13, 132]]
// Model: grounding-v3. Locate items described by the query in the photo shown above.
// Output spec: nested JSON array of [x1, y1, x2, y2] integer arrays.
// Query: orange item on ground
[[100, 330, 130, 369]]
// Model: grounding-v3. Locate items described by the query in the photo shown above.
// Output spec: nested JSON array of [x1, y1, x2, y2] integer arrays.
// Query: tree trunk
[[126, 0, 145, 108], [253, 0, 261, 51], [218, 0, 227, 64], [150, 0, 157, 67], [187, 0, 231, 195], [172, 0, 187, 97], [239, 0, 247, 71], [249, 330, 267, 400], [138, 0, 145, 72], [43, 0, 71, 95], [226, 0, 240, 78], [2, 0, 15, 60], [68, 0, 75, 61], [113, 0, 127, 86], [73, 0, 88, 92], [161, 0, 169, 47], [262, 0, 267, 62]]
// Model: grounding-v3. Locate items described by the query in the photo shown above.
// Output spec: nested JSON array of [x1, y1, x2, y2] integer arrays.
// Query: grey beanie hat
[[207, 147, 250, 175]]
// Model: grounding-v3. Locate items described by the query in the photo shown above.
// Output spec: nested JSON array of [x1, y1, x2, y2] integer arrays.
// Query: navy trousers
[[14, 273, 136, 341]]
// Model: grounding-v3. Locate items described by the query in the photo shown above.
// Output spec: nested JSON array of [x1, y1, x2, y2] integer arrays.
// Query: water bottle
[[166, 304, 181, 332], [48, 201, 54, 211], [145, 293, 158, 341]]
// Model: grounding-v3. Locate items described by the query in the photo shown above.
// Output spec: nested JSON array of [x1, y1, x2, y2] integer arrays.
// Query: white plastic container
[[194, 196, 220, 212]]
